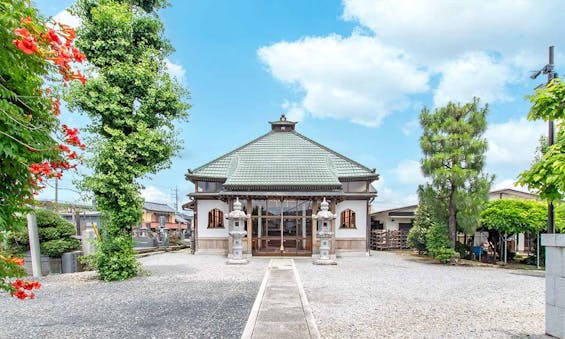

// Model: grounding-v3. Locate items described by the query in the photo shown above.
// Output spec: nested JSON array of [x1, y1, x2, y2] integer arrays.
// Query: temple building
[[185, 115, 378, 257]]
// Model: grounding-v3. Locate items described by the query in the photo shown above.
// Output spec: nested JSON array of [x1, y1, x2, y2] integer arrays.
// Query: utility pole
[[531, 45, 557, 233], [548, 46, 555, 234], [54, 178, 59, 211], [175, 186, 179, 212]]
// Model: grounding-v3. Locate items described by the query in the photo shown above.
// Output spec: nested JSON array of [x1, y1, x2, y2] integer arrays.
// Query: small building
[[371, 205, 417, 231], [489, 188, 539, 201], [59, 211, 101, 235], [185, 115, 378, 256], [142, 201, 187, 230], [371, 188, 541, 253]]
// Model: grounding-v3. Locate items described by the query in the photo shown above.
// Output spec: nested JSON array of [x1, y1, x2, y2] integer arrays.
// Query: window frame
[[207, 208, 224, 228], [340, 209, 356, 229]]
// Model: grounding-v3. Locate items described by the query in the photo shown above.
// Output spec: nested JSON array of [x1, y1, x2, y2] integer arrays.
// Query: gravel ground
[[0, 250, 269, 339], [295, 251, 545, 338]]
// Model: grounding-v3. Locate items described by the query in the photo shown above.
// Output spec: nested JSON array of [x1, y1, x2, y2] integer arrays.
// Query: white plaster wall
[[197, 200, 229, 238], [373, 214, 405, 231], [335, 200, 367, 238], [541, 234, 565, 338]]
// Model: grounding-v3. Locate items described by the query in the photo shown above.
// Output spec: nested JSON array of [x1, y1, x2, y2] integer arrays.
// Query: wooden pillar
[[366, 199, 371, 253], [330, 199, 337, 256], [193, 199, 198, 254], [247, 199, 252, 256], [312, 199, 318, 255], [227, 197, 233, 257]]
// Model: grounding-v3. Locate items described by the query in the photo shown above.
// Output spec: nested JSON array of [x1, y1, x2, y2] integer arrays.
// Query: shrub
[[6, 209, 80, 257], [426, 224, 450, 256], [41, 238, 81, 258], [455, 241, 470, 259], [95, 236, 139, 281], [434, 247, 458, 264], [168, 233, 181, 246], [407, 225, 428, 254], [426, 223, 457, 263]]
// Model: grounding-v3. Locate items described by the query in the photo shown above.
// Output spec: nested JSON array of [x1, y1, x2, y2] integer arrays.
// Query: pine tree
[[419, 98, 492, 249]]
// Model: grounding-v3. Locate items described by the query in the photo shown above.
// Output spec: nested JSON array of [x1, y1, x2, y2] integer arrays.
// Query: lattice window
[[340, 209, 356, 228], [208, 209, 224, 228]]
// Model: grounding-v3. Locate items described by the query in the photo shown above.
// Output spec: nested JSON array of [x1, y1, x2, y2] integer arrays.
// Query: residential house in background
[[142, 202, 187, 230], [371, 205, 417, 232], [370, 188, 541, 253]]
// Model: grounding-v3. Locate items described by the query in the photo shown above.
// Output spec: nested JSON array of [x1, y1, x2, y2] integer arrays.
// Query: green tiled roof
[[187, 130, 377, 188]]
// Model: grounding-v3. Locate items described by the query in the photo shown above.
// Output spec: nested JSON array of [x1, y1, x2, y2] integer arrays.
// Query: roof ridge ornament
[[269, 113, 297, 131], [233, 197, 242, 211], [320, 197, 329, 211]]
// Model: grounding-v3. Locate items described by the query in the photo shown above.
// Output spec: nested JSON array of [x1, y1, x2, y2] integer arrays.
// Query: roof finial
[[280, 114, 287, 122], [320, 197, 329, 211], [233, 197, 242, 211]]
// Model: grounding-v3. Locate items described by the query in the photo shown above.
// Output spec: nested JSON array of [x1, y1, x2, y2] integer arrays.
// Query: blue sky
[[35, 0, 564, 210]]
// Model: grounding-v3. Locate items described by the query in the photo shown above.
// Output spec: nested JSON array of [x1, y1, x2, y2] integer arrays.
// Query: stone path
[[242, 259, 320, 339]]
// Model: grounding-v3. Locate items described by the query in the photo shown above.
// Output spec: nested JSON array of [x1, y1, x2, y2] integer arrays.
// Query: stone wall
[[541, 234, 565, 338]]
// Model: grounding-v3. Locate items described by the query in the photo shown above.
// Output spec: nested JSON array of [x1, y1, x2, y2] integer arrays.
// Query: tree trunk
[[448, 185, 457, 249]]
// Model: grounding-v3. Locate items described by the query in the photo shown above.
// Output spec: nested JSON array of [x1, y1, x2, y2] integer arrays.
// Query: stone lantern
[[226, 198, 250, 265], [313, 198, 337, 265]]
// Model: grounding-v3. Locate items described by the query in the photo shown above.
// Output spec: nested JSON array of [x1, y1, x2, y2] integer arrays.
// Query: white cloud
[[434, 52, 513, 107], [485, 118, 545, 166], [394, 160, 425, 185], [342, 0, 562, 67], [165, 59, 186, 81], [140, 186, 171, 205], [282, 100, 306, 122], [372, 179, 418, 212], [53, 10, 81, 28], [258, 34, 429, 127], [401, 118, 419, 136]]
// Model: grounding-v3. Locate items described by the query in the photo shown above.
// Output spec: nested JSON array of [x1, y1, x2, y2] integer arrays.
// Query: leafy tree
[[419, 98, 493, 248], [1, 0, 86, 299], [480, 199, 548, 262], [519, 78, 565, 204], [68, 0, 190, 280], [407, 204, 433, 254], [480, 199, 547, 236]]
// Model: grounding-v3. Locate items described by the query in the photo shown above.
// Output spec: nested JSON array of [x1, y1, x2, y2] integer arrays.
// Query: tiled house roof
[[143, 202, 175, 213], [186, 119, 378, 189]]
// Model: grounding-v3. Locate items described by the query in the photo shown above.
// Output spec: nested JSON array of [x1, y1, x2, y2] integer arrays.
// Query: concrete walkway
[[242, 259, 320, 339]]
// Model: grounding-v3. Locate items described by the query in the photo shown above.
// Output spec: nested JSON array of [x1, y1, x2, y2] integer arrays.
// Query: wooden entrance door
[[252, 216, 312, 256]]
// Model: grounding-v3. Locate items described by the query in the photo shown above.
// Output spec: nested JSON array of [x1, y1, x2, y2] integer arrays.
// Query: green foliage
[[426, 223, 451, 258], [433, 247, 458, 264], [41, 238, 81, 258], [407, 205, 434, 254], [425, 223, 457, 263], [67, 0, 189, 280], [407, 225, 428, 254], [36, 209, 77, 240], [454, 241, 470, 259], [0, 0, 61, 246], [519, 78, 565, 203], [6, 209, 80, 257], [94, 236, 139, 281], [0, 256, 26, 294], [480, 199, 547, 235], [419, 98, 493, 247]]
